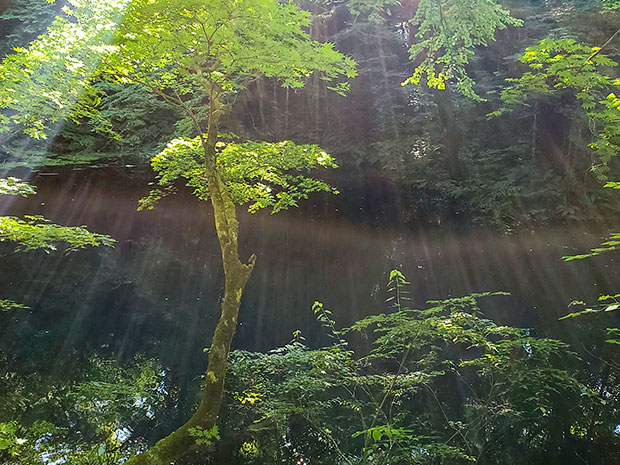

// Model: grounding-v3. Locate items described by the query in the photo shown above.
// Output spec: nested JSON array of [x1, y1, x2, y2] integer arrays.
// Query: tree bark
[[124, 98, 255, 465]]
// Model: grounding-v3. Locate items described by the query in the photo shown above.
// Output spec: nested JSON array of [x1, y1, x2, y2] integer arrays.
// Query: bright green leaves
[[494, 39, 617, 110], [0, 0, 130, 138], [404, 0, 522, 100], [590, 92, 620, 175], [0, 422, 25, 457], [140, 137, 338, 213], [602, 0, 620, 10], [0, 300, 29, 312], [0, 177, 36, 196], [107, 0, 356, 106], [0, 0, 346, 139], [492, 38, 620, 177], [221, 141, 338, 213], [0, 178, 114, 251], [563, 231, 620, 261], [188, 425, 220, 446], [0, 215, 115, 251]]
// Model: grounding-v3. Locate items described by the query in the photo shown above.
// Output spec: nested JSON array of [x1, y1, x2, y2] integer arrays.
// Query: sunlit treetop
[[0, 0, 356, 138], [139, 137, 339, 213], [403, 0, 523, 100], [103, 0, 357, 123]]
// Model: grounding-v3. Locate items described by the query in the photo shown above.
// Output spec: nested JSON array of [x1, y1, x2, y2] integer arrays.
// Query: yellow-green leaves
[[141, 137, 338, 214], [492, 38, 620, 177], [0, 300, 29, 312], [0, 0, 130, 138], [108, 0, 356, 106], [0, 178, 115, 251], [0, 215, 115, 252], [405, 0, 522, 100], [0, 177, 36, 197]]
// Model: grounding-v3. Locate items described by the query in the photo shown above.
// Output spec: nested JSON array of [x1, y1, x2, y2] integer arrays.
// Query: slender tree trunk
[[434, 86, 463, 180], [124, 99, 255, 465]]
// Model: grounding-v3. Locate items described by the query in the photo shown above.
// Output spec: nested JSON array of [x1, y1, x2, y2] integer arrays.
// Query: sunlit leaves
[[492, 38, 620, 177], [404, 0, 522, 100], [0, 178, 36, 197], [140, 137, 338, 213], [563, 231, 620, 260], [104, 0, 356, 107], [0, 300, 29, 312], [602, 0, 620, 10], [0, 0, 131, 138], [0, 215, 115, 251], [0, 177, 114, 251], [0, 422, 25, 457]]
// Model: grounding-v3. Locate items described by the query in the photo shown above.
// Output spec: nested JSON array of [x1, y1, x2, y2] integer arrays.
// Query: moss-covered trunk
[[124, 102, 254, 465]]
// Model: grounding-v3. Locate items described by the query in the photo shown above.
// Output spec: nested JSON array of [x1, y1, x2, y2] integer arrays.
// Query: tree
[[403, 0, 523, 100], [491, 38, 620, 179], [0, 1, 356, 463]]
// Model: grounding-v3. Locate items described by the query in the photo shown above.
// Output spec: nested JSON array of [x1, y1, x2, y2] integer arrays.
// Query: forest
[[0, 0, 619, 464]]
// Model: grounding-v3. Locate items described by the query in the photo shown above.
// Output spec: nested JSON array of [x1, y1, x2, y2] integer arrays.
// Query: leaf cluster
[[140, 137, 338, 213], [0, 215, 115, 252], [404, 0, 523, 100], [492, 38, 620, 177]]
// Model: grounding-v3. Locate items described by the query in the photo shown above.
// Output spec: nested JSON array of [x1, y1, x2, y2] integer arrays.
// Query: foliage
[[0, 0, 62, 57], [222, 274, 600, 465], [0, 0, 129, 139], [602, 0, 620, 10], [0, 177, 36, 196], [404, 0, 523, 100], [104, 0, 356, 98], [0, 177, 114, 251], [0, 215, 115, 251], [0, 151, 126, 169], [56, 81, 183, 155], [491, 38, 620, 178], [0, 300, 29, 312], [140, 137, 338, 213], [0, 357, 170, 465], [189, 425, 220, 446], [0, 0, 355, 141]]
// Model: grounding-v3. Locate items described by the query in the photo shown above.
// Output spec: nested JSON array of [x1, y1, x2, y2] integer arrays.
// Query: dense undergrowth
[[1, 272, 619, 464]]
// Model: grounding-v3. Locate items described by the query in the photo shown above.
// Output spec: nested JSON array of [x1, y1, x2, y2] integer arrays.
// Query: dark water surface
[[1, 166, 619, 380]]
